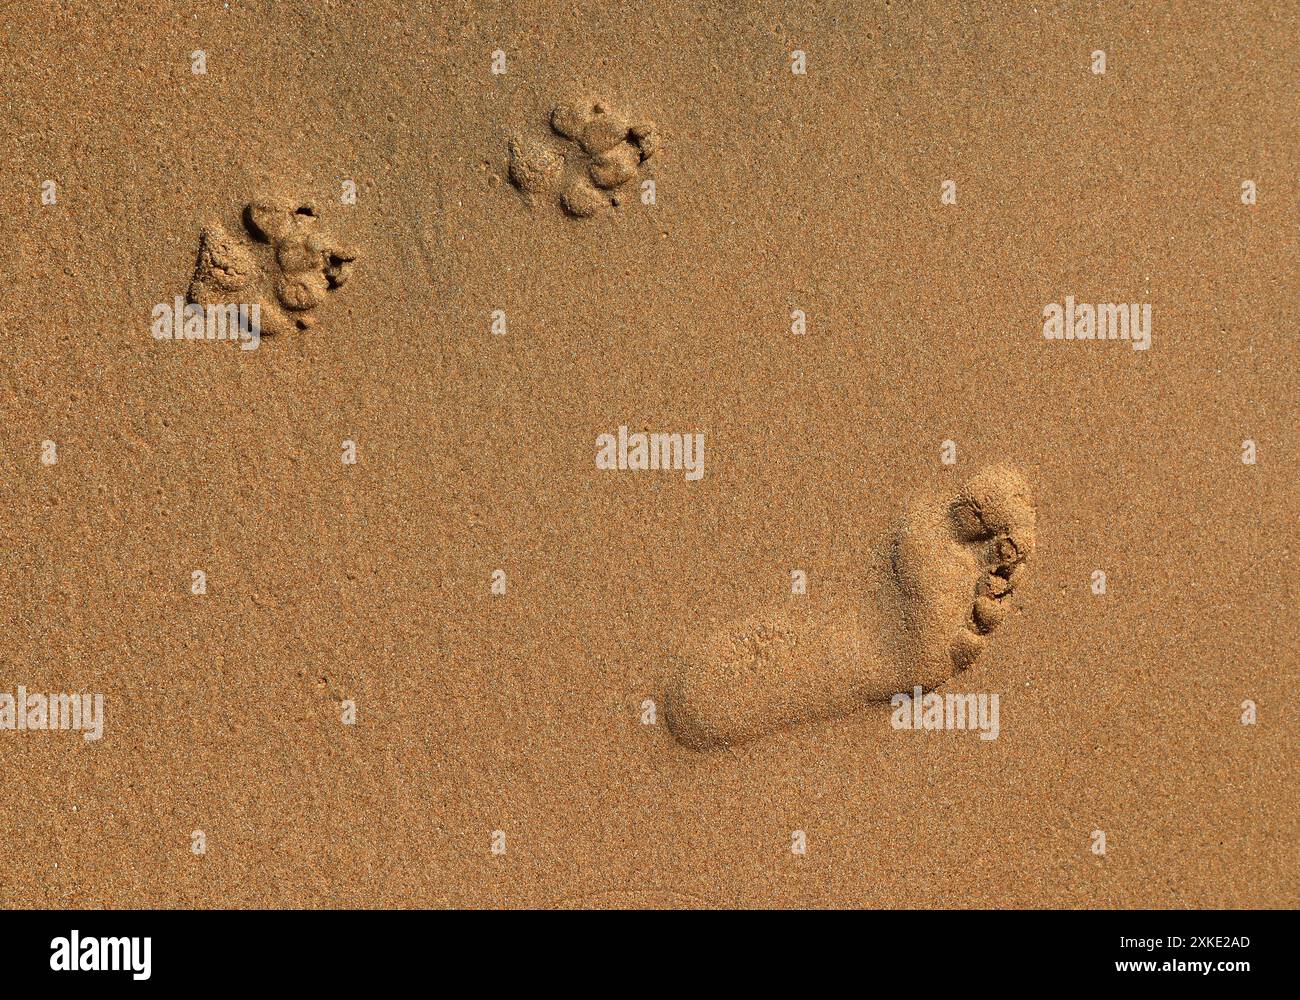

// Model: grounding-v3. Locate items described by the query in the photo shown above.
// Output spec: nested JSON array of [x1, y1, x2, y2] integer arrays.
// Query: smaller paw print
[[189, 196, 357, 336], [507, 98, 659, 218]]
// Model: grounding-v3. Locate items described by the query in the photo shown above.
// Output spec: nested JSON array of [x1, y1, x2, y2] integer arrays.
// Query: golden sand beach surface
[[0, 2, 1295, 908]]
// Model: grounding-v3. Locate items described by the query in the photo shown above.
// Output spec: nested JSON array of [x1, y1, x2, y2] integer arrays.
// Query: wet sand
[[0, 2, 1295, 908]]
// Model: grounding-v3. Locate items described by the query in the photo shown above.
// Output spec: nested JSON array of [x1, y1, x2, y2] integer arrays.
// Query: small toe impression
[[977, 568, 1018, 600], [951, 629, 986, 670], [971, 593, 1008, 634]]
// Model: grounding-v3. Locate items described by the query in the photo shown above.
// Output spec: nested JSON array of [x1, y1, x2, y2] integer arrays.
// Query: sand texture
[[0, 2, 1296, 908]]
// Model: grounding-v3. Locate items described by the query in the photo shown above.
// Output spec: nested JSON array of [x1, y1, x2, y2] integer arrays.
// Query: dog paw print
[[188, 196, 357, 336], [507, 98, 659, 218]]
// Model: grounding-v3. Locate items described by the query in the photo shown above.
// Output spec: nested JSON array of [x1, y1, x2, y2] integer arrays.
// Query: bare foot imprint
[[189, 196, 357, 336], [506, 97, 659, 218], [665, 466, 1038, 750]]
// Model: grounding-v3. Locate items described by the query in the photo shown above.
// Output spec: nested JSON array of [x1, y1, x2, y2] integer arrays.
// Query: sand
[[0, 2, 1295, 908]]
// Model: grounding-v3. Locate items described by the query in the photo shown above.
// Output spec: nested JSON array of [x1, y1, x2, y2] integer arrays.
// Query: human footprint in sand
[[665, 466, 1038, 750]]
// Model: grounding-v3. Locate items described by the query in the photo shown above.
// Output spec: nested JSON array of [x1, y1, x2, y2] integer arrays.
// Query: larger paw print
[[189, 196, 357, 336], [507, 98, 659, 218]]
